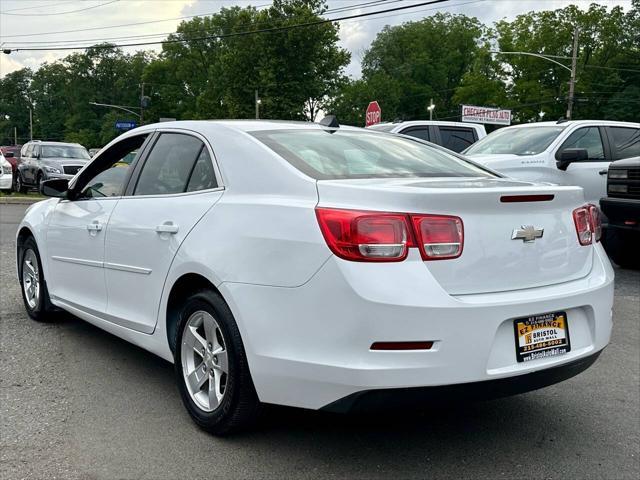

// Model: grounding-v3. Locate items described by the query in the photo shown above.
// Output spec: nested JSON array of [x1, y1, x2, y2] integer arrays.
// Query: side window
[[607, 127, 640, 160], [186, 148, 217, 192], [80, 135, 148, 199], [134, 133, 203, 196], [33, 145, 40, 159], [557, 127, 605, 160], [439, 127, 476, 152], [24, 145, 33, 158], [401, 127, 430, 142]]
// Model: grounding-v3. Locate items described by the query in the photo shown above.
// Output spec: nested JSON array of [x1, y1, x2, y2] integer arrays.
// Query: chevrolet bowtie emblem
[[512, 225, 544, 242]]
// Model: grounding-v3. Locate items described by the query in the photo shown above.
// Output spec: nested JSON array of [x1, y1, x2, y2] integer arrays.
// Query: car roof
[[27, 141, 84, 147], [125, 119, 365, 135], [505, 120, 640, 129], [370, 120, 484, 130]]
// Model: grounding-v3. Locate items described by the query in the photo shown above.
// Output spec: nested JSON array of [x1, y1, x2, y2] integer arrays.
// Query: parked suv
[[464, 120, 640, 207], [15, 141, 90, 193], [600, 157, 640, 269], [367, 121, 486, 153]]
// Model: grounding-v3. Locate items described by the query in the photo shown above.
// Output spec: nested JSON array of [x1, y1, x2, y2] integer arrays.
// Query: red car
[[0, 145, 22, 173]]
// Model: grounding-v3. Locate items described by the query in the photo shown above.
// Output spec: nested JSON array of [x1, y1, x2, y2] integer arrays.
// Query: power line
[[3, 0, 451, 52], [0, 0, 120, 16], [0, 0, 81, 14]]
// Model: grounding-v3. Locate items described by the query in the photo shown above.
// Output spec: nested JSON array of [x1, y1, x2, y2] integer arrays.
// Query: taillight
[[315, 208, 464, 262], [588, 204, 602, 243], [411, 214, 464, 260], [573, 204, 601, 245], [315, 208, 412, 262]]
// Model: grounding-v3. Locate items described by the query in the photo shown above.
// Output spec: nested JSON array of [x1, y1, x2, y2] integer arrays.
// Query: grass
[[0, 190, 44, 199]]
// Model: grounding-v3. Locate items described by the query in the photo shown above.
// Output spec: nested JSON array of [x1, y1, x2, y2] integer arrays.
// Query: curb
[[0, 197, 44, 205]]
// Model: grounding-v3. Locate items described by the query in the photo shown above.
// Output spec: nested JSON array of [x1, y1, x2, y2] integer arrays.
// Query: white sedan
[[16, 119, 614, 434]]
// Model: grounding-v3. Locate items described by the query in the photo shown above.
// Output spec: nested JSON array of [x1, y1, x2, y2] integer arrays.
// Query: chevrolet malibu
[[16, 120, 614, 434]]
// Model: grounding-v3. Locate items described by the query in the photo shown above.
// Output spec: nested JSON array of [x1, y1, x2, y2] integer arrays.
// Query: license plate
[[513, 311, 571, 363]]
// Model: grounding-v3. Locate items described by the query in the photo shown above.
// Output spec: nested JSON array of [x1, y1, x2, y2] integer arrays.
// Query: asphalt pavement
[[1, 203, 638, 480]]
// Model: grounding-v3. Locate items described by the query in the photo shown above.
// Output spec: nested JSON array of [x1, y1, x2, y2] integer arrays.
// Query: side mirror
[[41, 178, 68, 198], [556, 148, 588, 171]]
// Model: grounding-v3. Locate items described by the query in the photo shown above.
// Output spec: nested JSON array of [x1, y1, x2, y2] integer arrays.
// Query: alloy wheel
[[22, 249, 40, 309], [181, 310, 229, 412]]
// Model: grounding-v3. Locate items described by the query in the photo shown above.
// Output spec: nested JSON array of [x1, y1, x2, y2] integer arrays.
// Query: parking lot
[[1, 202, 638, 479]]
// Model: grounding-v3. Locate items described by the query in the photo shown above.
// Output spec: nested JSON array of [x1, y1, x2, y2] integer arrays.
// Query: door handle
[[155, 222, 179, 234], [86, 222, 103, 232], [599, 169, 608, 175]]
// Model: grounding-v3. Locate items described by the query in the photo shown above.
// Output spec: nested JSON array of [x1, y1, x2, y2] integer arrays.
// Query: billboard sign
[[461, 105, 511, 125]]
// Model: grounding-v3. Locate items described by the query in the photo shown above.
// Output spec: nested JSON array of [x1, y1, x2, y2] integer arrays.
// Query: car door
[[103, 131, 223, 334], [436, 126, 477, 153], [606, 126, 640, 161], [20, 144, 33, 183], [555, 126, 609, 205], [45, 134, 150, 315]]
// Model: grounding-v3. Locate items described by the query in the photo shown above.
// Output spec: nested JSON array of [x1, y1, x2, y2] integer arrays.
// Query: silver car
[[16, 141, 90, 193]]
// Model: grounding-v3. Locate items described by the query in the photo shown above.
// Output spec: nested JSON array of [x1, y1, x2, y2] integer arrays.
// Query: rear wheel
[[173, 289, 261, 435], [19, 237, 58, 321]]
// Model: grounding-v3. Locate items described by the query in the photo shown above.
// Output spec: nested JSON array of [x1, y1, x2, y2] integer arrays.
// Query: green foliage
[[1, 1, 638, 143]]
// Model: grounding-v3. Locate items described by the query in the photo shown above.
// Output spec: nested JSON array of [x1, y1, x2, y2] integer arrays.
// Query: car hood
[[465, 153, 547, 169], [608, 156, 640, 168], [42, 157, 90, 167]]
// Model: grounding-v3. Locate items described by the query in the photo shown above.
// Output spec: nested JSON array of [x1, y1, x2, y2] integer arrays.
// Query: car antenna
[[319, 115, 340, 132], [556, 117, 568, 124]]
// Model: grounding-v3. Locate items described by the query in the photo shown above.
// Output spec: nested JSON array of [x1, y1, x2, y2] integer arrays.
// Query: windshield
[[252, 129, 495, 180], [465, 126, 566, 156], [41, 145, 90, 160]]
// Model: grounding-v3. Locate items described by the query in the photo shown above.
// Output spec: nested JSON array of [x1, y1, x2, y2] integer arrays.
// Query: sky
[[0, 0, 633, 78]]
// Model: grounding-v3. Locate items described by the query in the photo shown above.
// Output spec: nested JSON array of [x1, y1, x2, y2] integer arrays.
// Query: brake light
[[588, 204, 602, 243], [315, 208, 412, 262], [573, 205, 594, 245], [411, 214, 464, 260], [315, 208, 464, 262]]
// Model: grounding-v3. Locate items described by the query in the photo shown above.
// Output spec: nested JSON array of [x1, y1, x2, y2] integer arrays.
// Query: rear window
[[252, 129, 495, 180]]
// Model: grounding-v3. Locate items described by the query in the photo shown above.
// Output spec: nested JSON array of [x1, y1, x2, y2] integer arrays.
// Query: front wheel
[[19, 237, 58, 321], [173, 290, 261, 435], [15, 173, 28, 194]]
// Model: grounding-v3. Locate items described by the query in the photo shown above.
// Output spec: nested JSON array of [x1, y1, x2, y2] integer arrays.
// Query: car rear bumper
[[600, 196, 640, 231], [0, 173, 12, 189], [322, 349, 602, 413], [221, 244, 614, 410]]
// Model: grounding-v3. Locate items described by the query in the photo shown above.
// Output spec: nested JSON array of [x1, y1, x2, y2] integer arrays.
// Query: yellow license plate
[[513, 311, 571, 363]]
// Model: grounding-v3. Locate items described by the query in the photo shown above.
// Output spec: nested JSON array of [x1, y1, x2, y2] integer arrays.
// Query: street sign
[[461, 105, 511, 125], [115, 120, 138, 131], [365, 101, 382, 127]]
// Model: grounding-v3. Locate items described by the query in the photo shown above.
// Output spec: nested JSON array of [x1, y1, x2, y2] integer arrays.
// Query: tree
[[0, 69, 33, 145]]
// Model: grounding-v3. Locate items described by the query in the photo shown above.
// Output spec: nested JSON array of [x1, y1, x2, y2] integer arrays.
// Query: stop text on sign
[[461, 105, 512, 126], [365, 101, 382, 127]]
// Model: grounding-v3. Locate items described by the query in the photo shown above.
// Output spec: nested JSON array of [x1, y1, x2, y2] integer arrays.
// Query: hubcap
[[181, 311, 228, 412], [22, 249, 40, 309]]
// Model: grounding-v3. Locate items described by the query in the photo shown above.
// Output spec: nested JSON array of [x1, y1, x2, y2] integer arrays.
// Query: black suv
[[600, 156, 640, 269]]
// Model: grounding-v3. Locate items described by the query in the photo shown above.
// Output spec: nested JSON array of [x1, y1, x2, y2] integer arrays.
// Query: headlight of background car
[[1, 164, 11, 174], [609, 184, 628, 194], [608, 170, 628, 179], [45, 166, 62, 174]]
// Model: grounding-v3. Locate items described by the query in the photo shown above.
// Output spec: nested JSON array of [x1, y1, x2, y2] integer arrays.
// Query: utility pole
[[427, 99, 435, 121], [566, 27, 579, 120], [14, 127, 17, 145], [140, 82, 145, 124], [255, 89, 260, 119]]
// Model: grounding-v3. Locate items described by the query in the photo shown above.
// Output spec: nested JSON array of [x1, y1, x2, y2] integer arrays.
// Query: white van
[[464, 120, 640, 206], [368, 121, 487, 153]]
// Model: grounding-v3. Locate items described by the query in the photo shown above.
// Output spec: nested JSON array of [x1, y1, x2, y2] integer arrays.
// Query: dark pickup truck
[[601, 156, 640, 269]]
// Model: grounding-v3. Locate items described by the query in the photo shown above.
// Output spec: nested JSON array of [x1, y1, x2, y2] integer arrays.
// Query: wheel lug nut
[[208, 342, 212, 350], [213, 355, 218, 364]]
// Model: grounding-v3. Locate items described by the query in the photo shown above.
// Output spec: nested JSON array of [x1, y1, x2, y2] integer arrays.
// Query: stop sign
[[365, 101, 381, 127]]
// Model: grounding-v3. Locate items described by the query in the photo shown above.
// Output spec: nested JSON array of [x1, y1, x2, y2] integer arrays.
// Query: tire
[[37, 172, 44, 194], [173, 289, 261, 435], [19, 237, 58, 321], [15, 173, 28, 194], [604, 228, 640, 269]]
